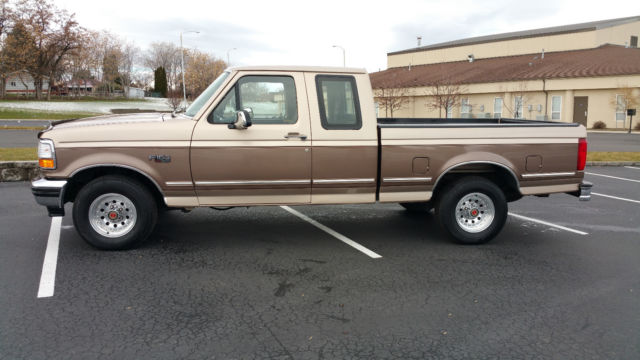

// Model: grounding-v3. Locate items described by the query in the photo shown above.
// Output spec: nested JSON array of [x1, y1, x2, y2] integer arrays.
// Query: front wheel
[[435, 176, 507, 245], [73, 176, 158, 250]]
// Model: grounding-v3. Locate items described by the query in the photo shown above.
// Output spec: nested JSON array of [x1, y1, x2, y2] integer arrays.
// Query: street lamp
[[332, 45, 345, 67], [227, 48, 237, 66], [180, 30, 199, 107]]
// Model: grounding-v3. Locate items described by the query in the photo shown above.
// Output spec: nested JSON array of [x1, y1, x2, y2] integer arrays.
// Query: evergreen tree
[[154, 66, 167, 97]]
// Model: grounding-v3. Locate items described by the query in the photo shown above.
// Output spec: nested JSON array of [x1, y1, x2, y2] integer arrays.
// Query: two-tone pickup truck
[[32, 66, 591, 250]]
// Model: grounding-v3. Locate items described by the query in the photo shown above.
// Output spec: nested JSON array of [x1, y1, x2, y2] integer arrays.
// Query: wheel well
[[433, 163, 521, 203], [63, 166, 165, 207]]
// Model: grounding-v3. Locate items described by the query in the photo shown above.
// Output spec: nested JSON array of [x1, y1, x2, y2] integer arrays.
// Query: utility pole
[[180, 30, 199, 107], [227, 48, 237, 66]]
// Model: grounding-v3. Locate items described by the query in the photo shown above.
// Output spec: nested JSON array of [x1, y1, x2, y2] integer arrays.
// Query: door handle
[[284, 132, 307, 141]]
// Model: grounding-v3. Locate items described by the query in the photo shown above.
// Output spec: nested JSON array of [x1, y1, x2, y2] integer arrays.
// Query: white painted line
[[280, 206, 382, 259], [585, 172, 640, 183], [592, 192, 640, 205], [37, 217, 62, 298], [508, 212, 588, 236], [624, 166, 640, 170]]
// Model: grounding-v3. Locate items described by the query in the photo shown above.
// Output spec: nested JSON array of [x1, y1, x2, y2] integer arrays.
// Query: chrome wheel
[[455, 192, 495, 233], [88, 193, 137, 238]]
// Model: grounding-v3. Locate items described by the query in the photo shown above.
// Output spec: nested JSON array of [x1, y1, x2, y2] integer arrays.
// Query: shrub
[[592, 121, 607, 129]]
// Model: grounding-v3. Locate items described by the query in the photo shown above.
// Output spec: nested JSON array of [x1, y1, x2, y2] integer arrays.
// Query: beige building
[[371, 16, 640, 129]]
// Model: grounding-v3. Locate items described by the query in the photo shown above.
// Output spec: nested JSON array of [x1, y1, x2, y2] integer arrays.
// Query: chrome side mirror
[[228, 108, 253, 130]]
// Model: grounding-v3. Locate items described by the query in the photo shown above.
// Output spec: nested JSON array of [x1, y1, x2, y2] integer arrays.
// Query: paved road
[[0, 130, 39, 148], [1, 166, 639, 359], [588, 132, 640, 152]]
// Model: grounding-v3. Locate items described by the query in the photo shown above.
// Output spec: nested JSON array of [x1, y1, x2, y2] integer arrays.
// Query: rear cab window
[[315, 75, 362, 130]]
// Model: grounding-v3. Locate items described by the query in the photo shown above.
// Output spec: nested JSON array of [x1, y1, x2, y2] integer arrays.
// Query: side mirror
[[228, 109, 253, 130]]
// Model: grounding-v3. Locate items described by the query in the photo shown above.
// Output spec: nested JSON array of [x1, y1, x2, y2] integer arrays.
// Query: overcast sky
[[55, 0, 640, 73]]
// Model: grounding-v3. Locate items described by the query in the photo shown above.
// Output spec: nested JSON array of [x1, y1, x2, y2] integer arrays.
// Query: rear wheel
[[73, 176, 158, 250], [435, 176, 507, 245]]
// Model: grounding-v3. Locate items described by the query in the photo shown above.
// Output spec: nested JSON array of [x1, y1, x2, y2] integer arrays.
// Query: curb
[[0, 161, 40, 182], [0, 160, 638, 183]]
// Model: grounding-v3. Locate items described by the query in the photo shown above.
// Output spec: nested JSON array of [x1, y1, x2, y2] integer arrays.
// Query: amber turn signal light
[[39, 159, 55, 169]]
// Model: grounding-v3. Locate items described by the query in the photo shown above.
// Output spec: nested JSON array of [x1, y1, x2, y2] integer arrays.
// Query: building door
[[573, 96, 588, 126]]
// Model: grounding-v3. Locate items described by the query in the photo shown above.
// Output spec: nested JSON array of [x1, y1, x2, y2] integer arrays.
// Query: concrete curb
[[0, 161, 40, 182], [1, 160, 638, 183]]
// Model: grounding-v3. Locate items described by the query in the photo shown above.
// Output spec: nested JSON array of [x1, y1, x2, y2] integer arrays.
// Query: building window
[[631, 36, 638, 48], [551, 96, 562, 120], [514, 96, 524, 119], [616, 94, 626, 123], [460, 98, 471, 118], [10, 81, 16, 86], [493, 98, 502, 118], [446, 104, 452, 118]]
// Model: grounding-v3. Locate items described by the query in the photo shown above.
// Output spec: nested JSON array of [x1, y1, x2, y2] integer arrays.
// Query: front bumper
[[568, 181, 592, 201], [32, 178, 67, 216]]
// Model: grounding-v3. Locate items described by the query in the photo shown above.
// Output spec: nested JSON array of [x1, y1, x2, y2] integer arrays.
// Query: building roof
[[389, 15, 640, 56], [370, 45, 640, 88]]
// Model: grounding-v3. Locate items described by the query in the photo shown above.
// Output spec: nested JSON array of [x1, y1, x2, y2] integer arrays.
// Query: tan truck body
[[32, 66, 590, 248]]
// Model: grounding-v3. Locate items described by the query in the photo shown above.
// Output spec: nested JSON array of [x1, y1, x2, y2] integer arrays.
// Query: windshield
[[184, 71, 230, 117]]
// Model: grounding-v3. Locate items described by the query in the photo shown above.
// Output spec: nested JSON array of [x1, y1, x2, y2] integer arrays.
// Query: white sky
[[55, 0, 640, 72]]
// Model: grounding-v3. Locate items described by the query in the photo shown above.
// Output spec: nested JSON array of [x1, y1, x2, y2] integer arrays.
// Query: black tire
[[399, 201, 433, 212], [72, 176, 158, 250], [435, 176, 507, 245]]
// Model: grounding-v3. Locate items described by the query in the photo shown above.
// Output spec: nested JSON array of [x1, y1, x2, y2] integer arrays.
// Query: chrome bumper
[[32, 178, 67, 216], [568, 181, 592, 201]]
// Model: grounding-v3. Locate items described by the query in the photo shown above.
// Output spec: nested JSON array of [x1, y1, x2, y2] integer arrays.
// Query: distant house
[[5, 70, 50, 95], [51, 80, 95, 96]]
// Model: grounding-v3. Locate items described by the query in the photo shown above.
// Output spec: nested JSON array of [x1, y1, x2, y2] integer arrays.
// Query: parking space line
[[624, 166, 640, 170], [508, 212, 588, 235], [592, 192, 640, 205], [280, 206, 382, 259], [585, 172, 640, 183], [37, 217, 62, 298]]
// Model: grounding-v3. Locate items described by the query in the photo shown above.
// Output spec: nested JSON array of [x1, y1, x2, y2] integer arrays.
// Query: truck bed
[[378, 117, 581, 128]]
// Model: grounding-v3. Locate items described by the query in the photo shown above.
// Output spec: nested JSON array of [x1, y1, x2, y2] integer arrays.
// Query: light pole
[[180, 30, 199, 107], [332, 45, 345, 67], [227, 48, 237, 66]]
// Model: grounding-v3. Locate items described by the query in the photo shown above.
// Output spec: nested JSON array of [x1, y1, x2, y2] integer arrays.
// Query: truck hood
[[40, 112, 197, 144]]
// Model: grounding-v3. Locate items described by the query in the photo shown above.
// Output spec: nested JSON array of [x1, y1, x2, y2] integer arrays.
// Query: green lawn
[[0, 147, 37, 161], [587, 152, 640, 162], [0, 109, 99, 120]]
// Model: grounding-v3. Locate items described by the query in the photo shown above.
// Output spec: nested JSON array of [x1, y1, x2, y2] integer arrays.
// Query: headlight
[[38, 139, 56, 169]]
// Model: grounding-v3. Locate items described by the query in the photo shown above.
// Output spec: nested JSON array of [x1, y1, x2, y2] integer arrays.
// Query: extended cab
[[32, 66, 591, 249]]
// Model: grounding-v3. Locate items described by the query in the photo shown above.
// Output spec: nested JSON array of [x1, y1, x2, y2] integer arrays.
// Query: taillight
[[577, 138, 587, 171]]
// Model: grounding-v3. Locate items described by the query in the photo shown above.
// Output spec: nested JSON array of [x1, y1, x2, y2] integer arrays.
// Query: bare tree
[[166, 88, 182, 111], [501, 81, 529, 119], [374, 80, 411, 118], [610, 86, 640, 133], [0, 0, 12, 97], [119, 40, 139, 98], [144, 42, 181, 91], [425, 76, 467, 118], [183, 48, 226, 99]]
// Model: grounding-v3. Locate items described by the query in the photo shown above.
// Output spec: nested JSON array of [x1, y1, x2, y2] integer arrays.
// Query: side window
[[210, 87, 237, 124], [209, 75, 297, 124], [316, 75, 362, 130]]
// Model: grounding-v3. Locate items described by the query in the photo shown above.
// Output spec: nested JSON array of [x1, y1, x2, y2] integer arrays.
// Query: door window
[[315, 75, 362, 130], [209, 75, 297, 124]]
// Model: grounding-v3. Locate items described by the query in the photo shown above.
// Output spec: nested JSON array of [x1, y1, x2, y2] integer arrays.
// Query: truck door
[[191, 72, 312, 205], [304, 72, 378, 204]]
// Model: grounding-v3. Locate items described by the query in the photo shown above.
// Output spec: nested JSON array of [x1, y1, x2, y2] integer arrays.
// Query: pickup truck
[[32, 66, 592, 250]]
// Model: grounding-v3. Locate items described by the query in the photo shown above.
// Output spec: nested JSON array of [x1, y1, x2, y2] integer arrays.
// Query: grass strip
[[587, 152, 640, 162], [0, 109, 98, 120], [0, 147, 37, 161]]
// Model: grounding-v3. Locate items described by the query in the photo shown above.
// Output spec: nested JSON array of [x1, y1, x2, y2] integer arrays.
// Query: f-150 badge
[[148, 155, 171, 163]]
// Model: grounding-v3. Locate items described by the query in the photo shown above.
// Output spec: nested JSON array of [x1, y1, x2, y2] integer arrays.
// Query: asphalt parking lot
[[1, 166, 639, 359]]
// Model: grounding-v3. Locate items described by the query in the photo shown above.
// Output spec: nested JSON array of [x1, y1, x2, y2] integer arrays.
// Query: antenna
[[417, 36, 422, 47]]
